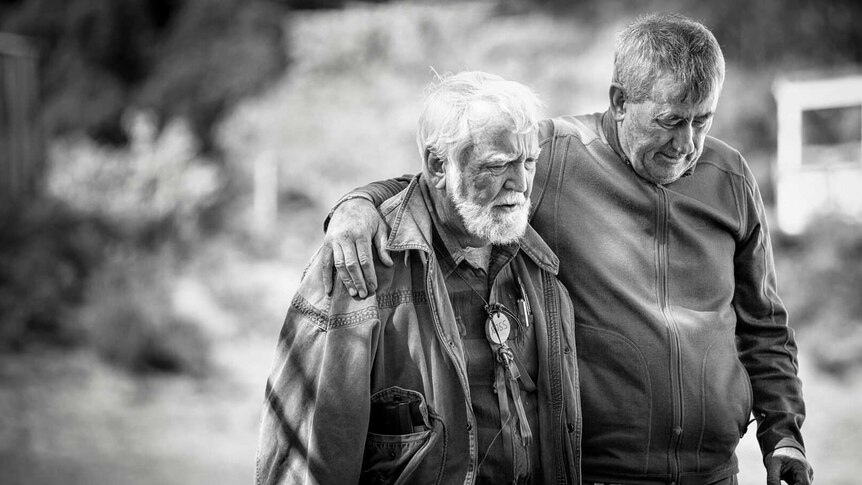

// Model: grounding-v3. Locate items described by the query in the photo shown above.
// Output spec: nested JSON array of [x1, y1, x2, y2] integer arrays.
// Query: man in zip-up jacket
[[257, 71, 580, 485], [320, 13, 813, 485]]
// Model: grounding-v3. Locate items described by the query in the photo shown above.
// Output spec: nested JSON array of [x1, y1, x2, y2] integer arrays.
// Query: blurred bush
[[0, 201, 113, 350], [76, 248, 212, 376], [33, 107, 226, 374], [2, 102, 225, 375], [775, 218, 862, 377], [0, 196, 213, 375], [134, 0, 288, 151], [47, 111, 223, 245], [0, 0, 288, 148]]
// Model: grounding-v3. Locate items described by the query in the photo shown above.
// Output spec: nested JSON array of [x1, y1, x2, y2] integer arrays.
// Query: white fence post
[[772, 75, 862, 234]]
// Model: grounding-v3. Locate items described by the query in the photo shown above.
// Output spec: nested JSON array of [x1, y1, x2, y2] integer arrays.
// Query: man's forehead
[[472, 128, 537, 159], [649, 75, 719, 105], [650, 86, 718, 117]]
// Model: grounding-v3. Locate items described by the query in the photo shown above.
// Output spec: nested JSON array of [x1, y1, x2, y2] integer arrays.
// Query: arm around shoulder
[[320, 179, 408, 298]]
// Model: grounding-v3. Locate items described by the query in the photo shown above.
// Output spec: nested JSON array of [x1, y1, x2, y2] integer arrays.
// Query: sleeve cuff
[[323, 193, 375, 232], [765, 438, 806, 461]]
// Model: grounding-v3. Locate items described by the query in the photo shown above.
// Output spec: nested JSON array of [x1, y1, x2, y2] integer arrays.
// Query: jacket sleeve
[[323, 175, 414, 231], [732, 159, 806, 458], [256, 249, 381, 485]]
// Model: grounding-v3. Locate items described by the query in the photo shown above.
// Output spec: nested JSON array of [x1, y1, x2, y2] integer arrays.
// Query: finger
[[356, 236, 378, 295], [333, 243, 357, 297], [320, 244, 335, 295], [765, 457, 782, 485], [340, 240, 369, 299], [791, 464, 812, 485], [374, 226, 394, 267]]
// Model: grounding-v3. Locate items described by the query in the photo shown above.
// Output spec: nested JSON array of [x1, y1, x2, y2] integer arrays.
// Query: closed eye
[[657, 118, 681, 129], [693, 116, 712, 128]]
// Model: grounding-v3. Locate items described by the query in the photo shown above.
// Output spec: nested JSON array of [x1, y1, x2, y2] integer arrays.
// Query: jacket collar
[[600, 108, 697, 179], [382, 174, 560, 275]]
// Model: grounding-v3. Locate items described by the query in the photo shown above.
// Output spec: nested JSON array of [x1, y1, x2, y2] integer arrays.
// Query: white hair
[[416, 71, 544, 169]]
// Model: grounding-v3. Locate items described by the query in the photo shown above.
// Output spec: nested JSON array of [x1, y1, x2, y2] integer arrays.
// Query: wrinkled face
[[617, 78, 719, 185], [446, 120, 539, 245]]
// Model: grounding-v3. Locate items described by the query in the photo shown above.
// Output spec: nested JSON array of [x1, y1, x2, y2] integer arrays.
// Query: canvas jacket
[[346, 112, 806, 485], [257, 175, 581, 485]]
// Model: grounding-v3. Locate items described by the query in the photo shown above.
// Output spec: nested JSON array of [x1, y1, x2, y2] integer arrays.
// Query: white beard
[[447, 166, 530, 245]]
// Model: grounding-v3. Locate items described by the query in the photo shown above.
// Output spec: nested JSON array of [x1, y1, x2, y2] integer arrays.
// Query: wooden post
[[0, 32, 42, 206]]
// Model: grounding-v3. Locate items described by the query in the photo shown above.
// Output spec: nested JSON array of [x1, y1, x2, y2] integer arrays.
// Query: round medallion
[[486, 312, 511, 344]]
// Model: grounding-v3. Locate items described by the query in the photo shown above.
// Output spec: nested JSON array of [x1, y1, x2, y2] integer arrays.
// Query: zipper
[[656, 186, 683, 483], [424, 256, 478, 484]]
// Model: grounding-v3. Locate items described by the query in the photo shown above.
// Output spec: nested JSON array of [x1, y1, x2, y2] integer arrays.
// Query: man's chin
[[454, 197, 529, 245], [486, 218, 528, 244], [642, 156, 698, 184], [636, 165, 683, 185]]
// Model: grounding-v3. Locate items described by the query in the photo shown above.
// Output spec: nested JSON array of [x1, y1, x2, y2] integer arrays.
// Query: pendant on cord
[[485, 304, 511, 345]]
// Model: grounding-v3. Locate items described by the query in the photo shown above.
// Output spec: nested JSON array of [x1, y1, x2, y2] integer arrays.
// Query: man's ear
[[609, 83, 626, 121], [425, 149, 447, 189]]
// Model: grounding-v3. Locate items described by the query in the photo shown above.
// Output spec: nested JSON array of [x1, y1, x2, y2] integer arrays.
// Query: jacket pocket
[[360, 387, 443, 485], [576, 324, 652, 472], [696, 340, 752, 470]]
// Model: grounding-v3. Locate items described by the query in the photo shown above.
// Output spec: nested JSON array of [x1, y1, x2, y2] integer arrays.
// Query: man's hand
[[766, 447, 813, 485], [321, 198, 393, 298]]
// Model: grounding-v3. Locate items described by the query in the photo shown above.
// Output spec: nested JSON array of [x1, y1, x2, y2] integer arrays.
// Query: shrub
[[1, 0, 288, 147], [0, 200, 113, 350], [775, 218, 862, 377], [46, 113, 224, 246], [75, 249, 212, 376]]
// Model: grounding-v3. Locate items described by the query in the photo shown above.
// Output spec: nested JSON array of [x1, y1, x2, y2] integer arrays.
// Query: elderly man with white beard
[[255, 71, 581, 485]]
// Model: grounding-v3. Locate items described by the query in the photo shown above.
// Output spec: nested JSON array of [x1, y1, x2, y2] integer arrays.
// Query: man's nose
[[504, 162, 528, 193], [672, 122, 695, 156]]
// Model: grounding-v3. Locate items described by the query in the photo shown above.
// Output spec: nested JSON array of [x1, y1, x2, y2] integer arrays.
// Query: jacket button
[[563, 346, 571, 354], [466, 423, 472, 431], [566, 423, 575, 433]]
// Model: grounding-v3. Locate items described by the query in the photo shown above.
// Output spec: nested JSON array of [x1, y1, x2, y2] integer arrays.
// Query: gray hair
[[613, 12, 726, 103], [417, 71, 543, 168]]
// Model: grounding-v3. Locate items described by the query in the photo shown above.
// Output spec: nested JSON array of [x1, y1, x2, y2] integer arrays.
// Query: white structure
[[773, 75, 862, 234]]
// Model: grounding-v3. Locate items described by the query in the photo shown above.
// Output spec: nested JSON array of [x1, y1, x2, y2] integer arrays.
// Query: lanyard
[[486, 303, 533, 451], [433, 242, 534, 455]]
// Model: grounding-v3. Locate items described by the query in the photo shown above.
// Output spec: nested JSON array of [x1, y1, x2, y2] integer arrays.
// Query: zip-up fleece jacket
[[345, 111, 807, 485], [530, 112, 806, 484], [257, 175, 581, 485]]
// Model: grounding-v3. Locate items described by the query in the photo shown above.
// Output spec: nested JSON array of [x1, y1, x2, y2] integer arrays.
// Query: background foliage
[[1, 1, 861, 484], [1, 0, 288, 148]]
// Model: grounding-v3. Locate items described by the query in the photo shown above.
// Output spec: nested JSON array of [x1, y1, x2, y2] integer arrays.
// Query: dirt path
[[0, 334, 273, 485]]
